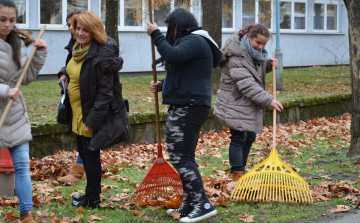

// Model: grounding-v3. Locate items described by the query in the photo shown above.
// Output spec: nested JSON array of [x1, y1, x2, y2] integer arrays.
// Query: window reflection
[[40, 0, 62, 24]]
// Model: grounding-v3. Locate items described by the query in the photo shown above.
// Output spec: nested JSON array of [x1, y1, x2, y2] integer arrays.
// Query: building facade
[[16, 0, 349, 76]]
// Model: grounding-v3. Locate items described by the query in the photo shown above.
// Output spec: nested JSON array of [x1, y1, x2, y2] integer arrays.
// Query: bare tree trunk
[[344, 0, 360, 157], [105, 0, 119, 46], [202, 0, 222, 95]]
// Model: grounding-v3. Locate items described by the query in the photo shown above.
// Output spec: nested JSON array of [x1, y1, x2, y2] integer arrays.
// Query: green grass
[[21, 66, 351, 123]]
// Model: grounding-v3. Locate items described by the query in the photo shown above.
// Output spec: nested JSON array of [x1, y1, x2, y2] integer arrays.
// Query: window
[[313, 1, 338, 31], [68, 0, 88, 13], [279, 1, 306, 31], [294, 2, 305, 29], [241, 0, 273, 29], [124, 0, 142, 26], [154, 0, 170, 27], [258, 0, 272, 28], [222, 0, 234, 29], [327, 4, 337, 30], [14, 0, 27, 25], [242, 0, 255, 27], [101, 0, 143, 29], [154, 0, 192, 27], [280, 2, 291, 29], [39, 0, 90, 27]]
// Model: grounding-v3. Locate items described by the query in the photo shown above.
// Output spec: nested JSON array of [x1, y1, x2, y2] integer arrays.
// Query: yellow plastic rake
[[230, 52, 313, 204]]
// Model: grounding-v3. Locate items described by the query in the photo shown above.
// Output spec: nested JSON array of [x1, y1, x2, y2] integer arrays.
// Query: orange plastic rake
[[130, 0, 183, 202]]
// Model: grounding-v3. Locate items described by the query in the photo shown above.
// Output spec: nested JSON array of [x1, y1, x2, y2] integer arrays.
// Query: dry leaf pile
[[1, 113, 358, 221]]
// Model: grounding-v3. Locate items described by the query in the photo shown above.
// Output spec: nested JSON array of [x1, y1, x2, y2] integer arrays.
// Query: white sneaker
[[179, 201, 217, 222]]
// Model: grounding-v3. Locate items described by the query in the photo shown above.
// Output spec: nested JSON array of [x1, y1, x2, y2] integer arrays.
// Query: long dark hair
[[66, 10, 81, 21], [156, 8, 198, 66], [0, 0, 21, 69], [239, 24, 270, 40], [165, 8, 198, 46]]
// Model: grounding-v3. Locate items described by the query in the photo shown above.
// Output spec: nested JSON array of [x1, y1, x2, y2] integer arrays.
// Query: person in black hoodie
[[148, 8, 222, 223], [58, 11, 131, 209], [57, 10, 86, 185]]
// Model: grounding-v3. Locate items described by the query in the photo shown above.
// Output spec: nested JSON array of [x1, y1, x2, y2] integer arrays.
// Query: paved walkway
[[319, 211, 360, 223]]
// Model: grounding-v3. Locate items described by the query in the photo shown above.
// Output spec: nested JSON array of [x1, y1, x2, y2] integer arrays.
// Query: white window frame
[[15, 0, 29, 29], [38, 0, 91, 29], [156, 0, 195, 32], [313, 0, 339, 33], [279, 0, 307, 33], [221, 0, 236, 32], [254, 0, 274, 31]]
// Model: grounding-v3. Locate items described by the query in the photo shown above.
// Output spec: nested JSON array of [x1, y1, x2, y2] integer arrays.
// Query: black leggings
[[166, 105, 210, 203], [76, 135, 101, 200]]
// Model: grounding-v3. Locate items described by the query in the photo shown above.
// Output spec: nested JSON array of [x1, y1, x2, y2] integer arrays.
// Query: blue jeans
[[229, 129, 256, 172], [8, 142, 33, 213], [76, 155, 83, 165]]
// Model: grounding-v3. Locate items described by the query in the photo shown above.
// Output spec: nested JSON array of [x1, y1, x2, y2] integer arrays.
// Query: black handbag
[[56, 81, 69, 125]]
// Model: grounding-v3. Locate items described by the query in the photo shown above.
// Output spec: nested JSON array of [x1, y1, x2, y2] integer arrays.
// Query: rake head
[[130, 145, 183, 202], [230, 149, 313, 204]]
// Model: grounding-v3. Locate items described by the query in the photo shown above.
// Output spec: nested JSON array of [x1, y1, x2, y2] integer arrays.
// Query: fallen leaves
[[239, 214, 255, 222], [1, 113, 359, 222], [170, 211, 181, 219], [330, 205, 351, 213]]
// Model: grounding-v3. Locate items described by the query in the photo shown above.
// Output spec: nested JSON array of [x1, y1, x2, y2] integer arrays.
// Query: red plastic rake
[[130, 0, 183, 202]]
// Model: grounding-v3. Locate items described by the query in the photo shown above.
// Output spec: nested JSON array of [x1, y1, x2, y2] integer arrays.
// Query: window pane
[[67, 0, 87, 13], [327, 4, 337, 30], [125, 0, 141, 26], [154, 0, 170, 27], [175, 0, 191, 11], [100, 0, 120, 25], [258, 0, 271, 28], [242, 0, 255, 27], [14, 0, 26, 24], [280, 2, 291, 29], [222, 0, 233, 28], [313, 3, 324, 30], [40, 0, 62, 24], [294, 2, 305, 29]]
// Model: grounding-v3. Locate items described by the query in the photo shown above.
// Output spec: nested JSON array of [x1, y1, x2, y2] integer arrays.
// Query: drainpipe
[[275, 0, 284, 91]]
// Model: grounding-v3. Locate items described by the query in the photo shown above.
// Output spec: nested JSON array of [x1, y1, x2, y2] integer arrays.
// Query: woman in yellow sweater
[[59, 11, 130, 209]]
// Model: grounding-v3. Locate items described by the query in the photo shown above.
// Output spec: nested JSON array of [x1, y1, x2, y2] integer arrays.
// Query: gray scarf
[[240, 34, 268, 65]]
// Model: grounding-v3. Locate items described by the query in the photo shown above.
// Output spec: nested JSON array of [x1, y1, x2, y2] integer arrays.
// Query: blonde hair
[[72, 11, 107, 45]]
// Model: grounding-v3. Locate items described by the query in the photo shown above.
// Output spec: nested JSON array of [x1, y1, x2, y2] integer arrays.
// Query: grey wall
[[25, 0, 349, 75]]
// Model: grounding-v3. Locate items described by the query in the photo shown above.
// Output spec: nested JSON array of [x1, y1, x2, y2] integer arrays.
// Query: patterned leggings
[[166, 105, 210, 203]]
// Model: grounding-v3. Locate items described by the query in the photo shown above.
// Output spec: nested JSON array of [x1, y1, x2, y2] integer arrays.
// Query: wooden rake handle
[[148, 0, 161, 147], [272, 52, 276, 155], [0, 25, 46, 130]]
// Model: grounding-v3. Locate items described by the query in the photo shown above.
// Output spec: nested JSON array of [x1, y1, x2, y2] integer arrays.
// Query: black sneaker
[[179, 200, 217, 222], [71, 198, 100, 209], [166, 201, 193, 217], [72, 194, 86, 202]]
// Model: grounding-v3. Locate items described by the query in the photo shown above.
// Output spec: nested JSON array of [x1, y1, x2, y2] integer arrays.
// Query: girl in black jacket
[[148, 8, 222, 223]]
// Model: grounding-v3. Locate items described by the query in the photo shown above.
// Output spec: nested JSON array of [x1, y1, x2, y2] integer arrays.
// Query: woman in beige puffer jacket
[[214, 24, 283, 180], [0, 1, 47, 222]]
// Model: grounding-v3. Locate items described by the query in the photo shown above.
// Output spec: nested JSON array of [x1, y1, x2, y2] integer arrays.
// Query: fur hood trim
[[18, 29, 33, 47], [98, 57, 124, 72]]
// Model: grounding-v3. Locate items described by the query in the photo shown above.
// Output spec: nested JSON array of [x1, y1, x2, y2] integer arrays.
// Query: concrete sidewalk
[[319, 211, 359, 223]]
